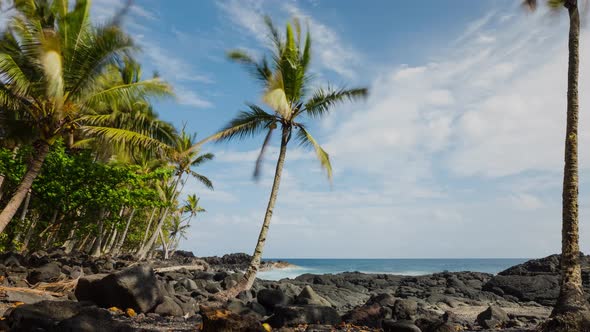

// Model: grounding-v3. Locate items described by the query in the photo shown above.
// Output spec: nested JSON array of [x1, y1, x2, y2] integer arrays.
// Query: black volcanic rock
[[75, 265, 162, 313], [483, 253, 590, 305]]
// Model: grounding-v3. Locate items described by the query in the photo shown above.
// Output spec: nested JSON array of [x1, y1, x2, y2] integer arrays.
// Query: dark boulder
[[266, 305, 341, 327], [55, 307, 132, 332], [27, 262, 61, 284], [75, 265, 162, 313], [5, 300, 129, 332], [6, 300, 93, 330], [483, 274, 559, 305], [257, 288, 287, 310]]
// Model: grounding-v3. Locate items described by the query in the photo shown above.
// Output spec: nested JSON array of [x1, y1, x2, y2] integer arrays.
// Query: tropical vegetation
[[0, 0, 212, 258]]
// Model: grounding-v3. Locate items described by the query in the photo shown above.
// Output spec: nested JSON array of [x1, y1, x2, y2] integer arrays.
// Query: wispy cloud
[[175, 86, 213, 108], [91, 0, 213, 109], [185, 5, 590, 258], [217, 0, 361, 78]]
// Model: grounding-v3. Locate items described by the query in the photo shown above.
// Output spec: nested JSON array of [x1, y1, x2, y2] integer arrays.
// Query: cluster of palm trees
[[0, 1, 211, 259]]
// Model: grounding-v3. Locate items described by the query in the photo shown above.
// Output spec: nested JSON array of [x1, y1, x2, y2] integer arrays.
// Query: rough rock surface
[[0, 250, 573, 331], [75, 264, 162, 312]]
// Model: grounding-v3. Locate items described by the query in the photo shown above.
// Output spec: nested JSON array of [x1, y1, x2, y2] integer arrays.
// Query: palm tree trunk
[[136, 175, 183, 260], [238, 126, 289, 293], [553, 0, 588, 316], [136, 206, 171, 260], [0, 174, 5, 200], [62, 220, 79, 254], [112, 208, 136, 256], [0, 141, 50, 234], [44, 223, 61, 248], [159, 228, 169, 259], [139, 207, 157, 249], [104, 227, 118, 254], [20, 218, 37, 253], [77, 233, 90, 252], [90, 209, 106, 257], [12, 190, 32, 247]]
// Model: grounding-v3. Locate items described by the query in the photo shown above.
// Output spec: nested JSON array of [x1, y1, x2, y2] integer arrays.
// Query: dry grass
[[33, 277, 79, 294]]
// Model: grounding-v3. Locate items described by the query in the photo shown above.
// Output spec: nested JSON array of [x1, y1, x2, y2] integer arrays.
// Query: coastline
[[0, 251, 579, 331]]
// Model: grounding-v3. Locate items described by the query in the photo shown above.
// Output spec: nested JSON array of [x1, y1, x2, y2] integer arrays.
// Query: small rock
[[154, 296, 183, 317], [294, 285, 332, 306], [476, 305, 509, 329], [392, 299, 418, 320]]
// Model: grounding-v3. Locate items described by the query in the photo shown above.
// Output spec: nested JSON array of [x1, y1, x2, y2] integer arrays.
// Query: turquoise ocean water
[[257, 258, 528, 281]]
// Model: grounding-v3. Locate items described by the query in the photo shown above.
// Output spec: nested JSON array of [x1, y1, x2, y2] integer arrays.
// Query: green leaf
[[296, 125, 332, 182]]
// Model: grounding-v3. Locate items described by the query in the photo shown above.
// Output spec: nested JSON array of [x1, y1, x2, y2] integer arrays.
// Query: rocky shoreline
[[0, 250, 584, 331]]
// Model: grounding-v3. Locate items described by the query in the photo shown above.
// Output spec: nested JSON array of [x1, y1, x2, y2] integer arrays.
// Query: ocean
[[257, 258, 528, 281]]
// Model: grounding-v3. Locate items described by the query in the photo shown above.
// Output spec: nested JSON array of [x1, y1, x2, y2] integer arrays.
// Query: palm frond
[[80, 125, 171, 151], [264, 15, 283, 53], [227, 50, 271, 85], [207, 104, 278, 143], [81, 78, 172, 111], [302, 87, 368, 118], [189, 171, 213, 190], [296, 125, 332, 182], [253, 126, 274, 180], [190, 152, 214, 167], [0, 53, 32, 97], [65, 24, 135, 100]]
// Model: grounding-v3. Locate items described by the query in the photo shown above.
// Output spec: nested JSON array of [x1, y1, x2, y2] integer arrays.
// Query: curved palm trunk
[[234, 126, 289, 295], [159, 228, 169, 259], [136, 206, 171, 260], [139, 207, 157, 249], [136, 175, 183, 260], [0, 142, 50, 234], [62, 225, 78, 254], [553, 0, 588, 317], [112, 208, 136, 256], [12, 190, 32, 247]]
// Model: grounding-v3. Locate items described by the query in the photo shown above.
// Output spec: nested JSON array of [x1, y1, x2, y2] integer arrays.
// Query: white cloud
[[509, 193, 543, 210], [218, 0, 361, 78], [175, 86, 213, 108], [183, 6, 590, 258]]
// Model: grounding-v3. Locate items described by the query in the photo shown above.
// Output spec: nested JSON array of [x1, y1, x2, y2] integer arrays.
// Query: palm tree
[[208, 16, 367, 294], [0, 0, 172, 233], [182, 194, 206, 225], [167, 214, 191, 256], [135, 130, 213, 260], [524, 0, 590, 328]]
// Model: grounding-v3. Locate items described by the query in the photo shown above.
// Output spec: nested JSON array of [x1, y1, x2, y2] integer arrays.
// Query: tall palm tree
[[209, 17, 367, 294], [0, 0, 172, 233], [524, 0, 590, 328]]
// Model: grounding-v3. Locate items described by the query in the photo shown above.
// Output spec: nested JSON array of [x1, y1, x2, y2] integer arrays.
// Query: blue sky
[[86, 0, 589, 258]]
